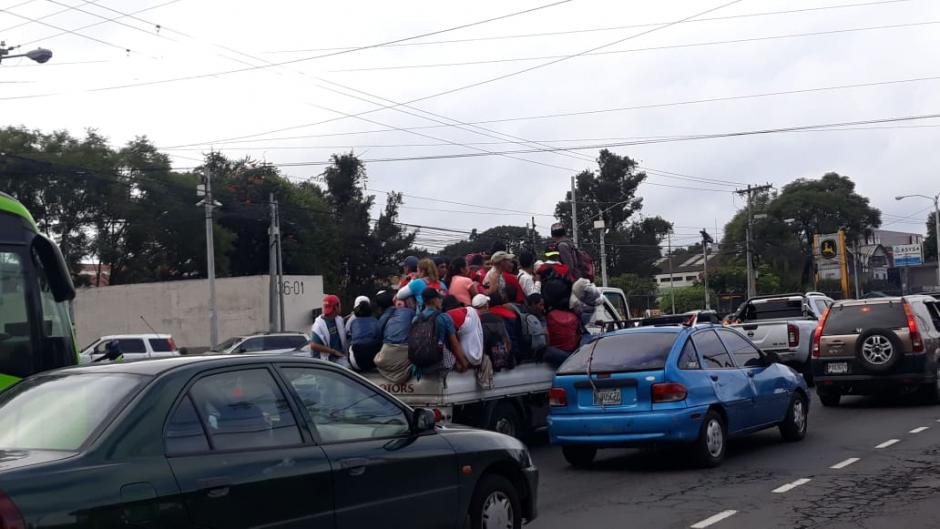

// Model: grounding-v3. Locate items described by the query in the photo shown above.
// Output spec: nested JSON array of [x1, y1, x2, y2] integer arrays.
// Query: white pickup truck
[[729, 292, 834, 383], [360, 289, 631, 440]]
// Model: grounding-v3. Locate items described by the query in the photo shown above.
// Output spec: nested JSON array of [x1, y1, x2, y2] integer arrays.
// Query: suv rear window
[[823, 303, 907, 336], [149, 338, 174, 352], [740, 298, 804, 321], [558, 332, 677, 374]]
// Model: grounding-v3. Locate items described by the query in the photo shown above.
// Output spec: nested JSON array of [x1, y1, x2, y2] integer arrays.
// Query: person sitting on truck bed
[[491, 285, 524, 361], [570, 278, 603, 327], [484, 251, 526, 304], [310, 295, 349, 368], [374, 292, 417, 383], [347, 296, 381, 372], [396, 258, 447, 310], [517, 249, 540, 297], [433, 256, 450, 289], [398, 255, 419, 289], [475, 293, 515, 371], [447, 256, 478, 307], [415, 288, 469, 372], [543, 308, 582, 368]]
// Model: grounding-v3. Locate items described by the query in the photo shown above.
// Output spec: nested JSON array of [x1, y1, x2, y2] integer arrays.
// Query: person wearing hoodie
[[570, 277, 604, 328]]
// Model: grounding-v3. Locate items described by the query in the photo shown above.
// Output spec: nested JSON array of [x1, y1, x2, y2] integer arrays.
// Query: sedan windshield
[[0, 373, 145, 451]]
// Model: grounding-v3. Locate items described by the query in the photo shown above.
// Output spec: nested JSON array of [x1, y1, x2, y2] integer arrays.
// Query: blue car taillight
[[549, 387, 568, 407], [651, 382, 687, 403]]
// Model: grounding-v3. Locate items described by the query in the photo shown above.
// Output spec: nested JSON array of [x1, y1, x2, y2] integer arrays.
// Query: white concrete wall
[[74, 275, 323, 350]]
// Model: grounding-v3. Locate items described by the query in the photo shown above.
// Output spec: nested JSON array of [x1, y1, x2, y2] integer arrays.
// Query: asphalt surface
[[527, 391, 940, 529]]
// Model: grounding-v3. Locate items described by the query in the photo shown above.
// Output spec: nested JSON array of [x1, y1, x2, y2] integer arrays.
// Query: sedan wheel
[[780, 393, 808, 441], [469, 475, 522, 529], [693, 410, 726, 467]]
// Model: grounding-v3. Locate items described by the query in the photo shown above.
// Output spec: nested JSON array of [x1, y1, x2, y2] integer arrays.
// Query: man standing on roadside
[[310, 295, 349, 368]]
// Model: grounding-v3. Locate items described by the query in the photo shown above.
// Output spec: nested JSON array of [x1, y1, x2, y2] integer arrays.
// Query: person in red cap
[[310, 294, 349, 367]]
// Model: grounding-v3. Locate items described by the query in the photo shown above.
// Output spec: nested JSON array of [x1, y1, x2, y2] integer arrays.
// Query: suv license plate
[[826, 362, 849, 375], [594, 388, 621, 406]]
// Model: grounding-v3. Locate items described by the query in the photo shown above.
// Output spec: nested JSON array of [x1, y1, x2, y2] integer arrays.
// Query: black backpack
[[480, 313, 515, 372], [408, 312, 443, 368], [539, 264, 573, 311]]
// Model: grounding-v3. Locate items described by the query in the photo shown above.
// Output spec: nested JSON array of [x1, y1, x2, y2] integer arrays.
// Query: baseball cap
[[322, 294, 341, 306], [491, 251, 515, 264], [471, 294, 491, 308], [354, 295, 370, 307], [400, 255, 419, 269], [422, 287, 442, 302]]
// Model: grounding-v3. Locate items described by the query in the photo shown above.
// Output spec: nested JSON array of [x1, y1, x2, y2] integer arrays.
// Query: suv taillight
[[652, 382, 688, 403], [812, 307, 830, 359], [787, 323, 799, 348], [903, 301, 925, 353], [549, 387, 568, 407], [0, 491, 25, 529]]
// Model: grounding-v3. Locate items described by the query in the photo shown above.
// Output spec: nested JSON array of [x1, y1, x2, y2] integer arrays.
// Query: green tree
[[769, 173, 881, 286], [554, 149, 672, 276], [369, 191, 417, 290], [609, 273, 659, 313], [670, 285, 719, 313]]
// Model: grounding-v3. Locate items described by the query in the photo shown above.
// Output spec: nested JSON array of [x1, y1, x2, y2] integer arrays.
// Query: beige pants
[[374, 343, 413, 383]]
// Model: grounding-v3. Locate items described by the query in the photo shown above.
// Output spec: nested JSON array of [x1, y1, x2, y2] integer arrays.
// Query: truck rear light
[[549, 387, 568, 407], [787, 323, 799, 348], [812, 307, 830, 358], [903, 301, 924, 353], [652, 382, 687, 403], [0, 491, 25, 529]]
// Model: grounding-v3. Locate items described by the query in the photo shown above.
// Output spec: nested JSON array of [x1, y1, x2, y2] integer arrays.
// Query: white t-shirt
[[517, 270, 540, 296]]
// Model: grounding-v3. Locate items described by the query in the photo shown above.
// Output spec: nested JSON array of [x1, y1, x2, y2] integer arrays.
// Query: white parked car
[[210, 332, 309, 355], [80, 334, 180, 364]]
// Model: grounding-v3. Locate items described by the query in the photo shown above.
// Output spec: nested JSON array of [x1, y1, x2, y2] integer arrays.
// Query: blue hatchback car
[[548, 324, 809, 467]]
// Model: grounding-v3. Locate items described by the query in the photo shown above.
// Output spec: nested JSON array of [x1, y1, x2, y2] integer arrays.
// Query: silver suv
[[211, 332, 309, 355]]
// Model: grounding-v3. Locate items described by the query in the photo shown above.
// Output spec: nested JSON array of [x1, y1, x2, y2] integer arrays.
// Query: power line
[[330, 20, 940, 73], [0, 5, 141, 55], [0, 0, 573, 101], [163, 74, 940, 148], [163, 0, 745, 147], [199, 111, 940, 168], [263, 0, 915, 53]]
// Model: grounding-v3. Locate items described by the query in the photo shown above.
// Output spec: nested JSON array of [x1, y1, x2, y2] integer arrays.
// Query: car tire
[[468, 474, 523, 529], [692, 410, 726, 468], [855, 328, 903, 373], [562, 446, 596, 468], [817, 388, 841, 407], [488, 401, 525, 440], [779, 392, 808, 442]]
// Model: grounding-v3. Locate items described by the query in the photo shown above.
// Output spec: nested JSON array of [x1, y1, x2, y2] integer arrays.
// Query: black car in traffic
[[0, 355, 538, 528]]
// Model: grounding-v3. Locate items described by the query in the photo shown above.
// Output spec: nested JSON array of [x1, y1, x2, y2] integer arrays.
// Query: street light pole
[[197, 166, 219, 348], [0, 42, 53, 64], [895, 193, 940, 289]]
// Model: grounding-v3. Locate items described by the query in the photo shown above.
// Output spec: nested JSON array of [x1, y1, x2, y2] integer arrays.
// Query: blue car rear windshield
[[557, 332, 677, 374]]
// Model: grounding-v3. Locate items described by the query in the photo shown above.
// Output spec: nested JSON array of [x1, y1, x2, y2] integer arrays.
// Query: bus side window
[[0, 250, 34, 378]]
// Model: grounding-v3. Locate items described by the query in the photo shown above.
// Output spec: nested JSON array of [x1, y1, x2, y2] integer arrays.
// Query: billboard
[[893, 244, 923, 267]]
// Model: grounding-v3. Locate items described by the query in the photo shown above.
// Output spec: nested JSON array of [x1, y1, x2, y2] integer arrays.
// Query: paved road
[[528, 391, 940, 529]]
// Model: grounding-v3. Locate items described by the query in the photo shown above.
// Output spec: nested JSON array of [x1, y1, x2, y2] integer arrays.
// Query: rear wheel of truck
[[488, 401, 525, 440], [562, 446, 596, 468]]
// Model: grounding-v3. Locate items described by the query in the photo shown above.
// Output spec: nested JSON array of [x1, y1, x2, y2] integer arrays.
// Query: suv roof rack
[[746, 293, 806, 301]]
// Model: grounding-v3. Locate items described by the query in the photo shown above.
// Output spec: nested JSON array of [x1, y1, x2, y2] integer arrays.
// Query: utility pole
[[275, 197, 285, 332], [701, 229, 714, 310], [197, 167, 219, 348], [531, 216, 537, 250], [852, 239, 861, 299], [735, 183, 774, 299], [595, 219, 608, 287], [668, 232, 676, 315], [268, 193, 279, 332], [570, 176, 579, 247]]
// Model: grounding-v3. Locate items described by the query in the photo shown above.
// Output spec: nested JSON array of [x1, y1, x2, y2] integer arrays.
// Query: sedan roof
[[54, 354, 324, 377]]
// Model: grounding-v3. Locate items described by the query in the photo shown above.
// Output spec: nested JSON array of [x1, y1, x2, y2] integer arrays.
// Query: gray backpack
[[508, 304, 548, 357]]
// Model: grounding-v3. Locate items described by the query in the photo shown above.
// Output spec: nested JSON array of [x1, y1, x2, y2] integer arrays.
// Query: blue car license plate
[[594, 388, 621, 406]]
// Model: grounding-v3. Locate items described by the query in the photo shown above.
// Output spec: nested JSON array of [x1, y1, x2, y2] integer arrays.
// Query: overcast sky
[[2, 0, 939, 251]]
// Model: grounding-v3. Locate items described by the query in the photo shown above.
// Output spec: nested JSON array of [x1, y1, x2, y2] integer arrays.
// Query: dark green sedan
[[0, 355, 538, 528]]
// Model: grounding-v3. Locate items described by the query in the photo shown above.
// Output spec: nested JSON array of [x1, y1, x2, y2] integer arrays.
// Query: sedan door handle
[[196, 476, 231, 498], [709, 375, 719, 382], [747, 371, 755, 378], [339, 457, 371, 477]]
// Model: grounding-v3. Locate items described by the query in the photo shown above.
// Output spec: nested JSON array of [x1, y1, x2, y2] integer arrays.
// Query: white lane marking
[[910, 426, 929, 434], [830, 457, 860, 469], [772, 478, 812, 494], [875, 439, 900, 448], [691, 510, 738, 529]]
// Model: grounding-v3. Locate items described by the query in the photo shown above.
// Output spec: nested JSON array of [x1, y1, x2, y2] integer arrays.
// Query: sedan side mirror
[[412, 408, 436, 434], [764, 351, 780, 366]]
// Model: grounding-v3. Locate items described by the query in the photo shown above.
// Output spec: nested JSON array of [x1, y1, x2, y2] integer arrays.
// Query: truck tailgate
[[732, 321, 791, 351]]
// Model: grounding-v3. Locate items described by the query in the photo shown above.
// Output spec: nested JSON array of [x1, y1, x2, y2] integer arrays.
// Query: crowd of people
[[308, 223, 607, 386]]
